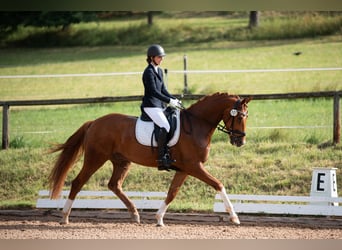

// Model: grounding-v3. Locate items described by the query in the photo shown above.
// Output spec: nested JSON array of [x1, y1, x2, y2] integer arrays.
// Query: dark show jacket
[[141, 64, 175, 109]]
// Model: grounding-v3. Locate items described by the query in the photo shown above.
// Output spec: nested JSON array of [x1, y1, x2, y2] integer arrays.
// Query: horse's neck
[[188, 94, 234, 126], [188, 107, 221, 127]]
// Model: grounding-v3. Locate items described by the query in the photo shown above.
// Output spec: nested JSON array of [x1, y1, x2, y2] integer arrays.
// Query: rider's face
[[153, 56, 164, 66]]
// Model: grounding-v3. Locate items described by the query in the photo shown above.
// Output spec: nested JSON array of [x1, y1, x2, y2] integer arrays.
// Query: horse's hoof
[[59, 219, 69, 225], [229, 215, 240, 225], [132, 213, 140, 224], [155, 214, 165, 227]]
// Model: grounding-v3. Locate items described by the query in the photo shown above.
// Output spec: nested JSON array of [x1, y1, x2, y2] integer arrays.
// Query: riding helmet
[[147, 44, 166, 57]]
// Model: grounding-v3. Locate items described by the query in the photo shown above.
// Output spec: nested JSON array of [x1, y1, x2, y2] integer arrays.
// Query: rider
[[141, 44, 182, 171]]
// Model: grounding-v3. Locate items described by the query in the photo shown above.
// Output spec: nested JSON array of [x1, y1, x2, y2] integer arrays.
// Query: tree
[[0, 12, 97, 32], [249, 11, 259, 29], [147, 11, 153, 25]]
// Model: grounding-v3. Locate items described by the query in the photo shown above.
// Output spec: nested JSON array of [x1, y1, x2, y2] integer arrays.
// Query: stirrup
[[158, 165, 170, 171], [157, 154, 175, 171]]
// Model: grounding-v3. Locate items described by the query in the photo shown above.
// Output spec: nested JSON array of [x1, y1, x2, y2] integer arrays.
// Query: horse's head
[[221, 97, 251, 147]]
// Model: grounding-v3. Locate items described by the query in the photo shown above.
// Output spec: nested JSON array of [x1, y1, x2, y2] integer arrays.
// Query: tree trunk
[[249, 11, 259, 29], [147, 11, 153, 26]]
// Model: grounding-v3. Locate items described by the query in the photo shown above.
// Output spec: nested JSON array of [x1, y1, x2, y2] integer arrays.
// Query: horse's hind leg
[[108, 158, 140, 223], [156, 171, 188, 226], [61, 152, 107, 225]]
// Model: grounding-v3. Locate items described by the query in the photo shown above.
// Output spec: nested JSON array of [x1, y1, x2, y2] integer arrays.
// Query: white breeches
[[144, 107, 170, 132]]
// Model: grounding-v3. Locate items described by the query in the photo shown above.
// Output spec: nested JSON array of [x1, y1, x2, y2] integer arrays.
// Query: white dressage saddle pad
[[135, 109, 180, 147]]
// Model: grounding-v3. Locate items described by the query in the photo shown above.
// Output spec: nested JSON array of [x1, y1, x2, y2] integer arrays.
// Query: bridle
[[217, 99, 248, 139], [181, 98, 248, 139]]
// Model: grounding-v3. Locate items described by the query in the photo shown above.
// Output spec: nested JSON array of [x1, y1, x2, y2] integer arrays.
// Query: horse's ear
[[242, 96, 252, 104]]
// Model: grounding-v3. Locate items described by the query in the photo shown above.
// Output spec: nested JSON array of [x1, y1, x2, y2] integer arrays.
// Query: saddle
[[135, 107, 180, 147]]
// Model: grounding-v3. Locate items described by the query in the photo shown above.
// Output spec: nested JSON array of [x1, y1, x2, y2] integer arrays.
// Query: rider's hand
[[169, 98, 182, 109]]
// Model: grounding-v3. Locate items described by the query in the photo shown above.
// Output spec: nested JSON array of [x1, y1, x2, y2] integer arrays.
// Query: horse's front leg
[[219, 187, 240, 225], [190, 164, 240, 225], [156, 171, 188, 226]]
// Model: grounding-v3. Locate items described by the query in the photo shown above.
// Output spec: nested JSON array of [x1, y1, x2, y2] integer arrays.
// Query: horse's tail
[[48, 121, 93, 199]]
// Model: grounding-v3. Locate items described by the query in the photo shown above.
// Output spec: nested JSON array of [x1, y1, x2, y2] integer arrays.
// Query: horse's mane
[[187, 92, 239, 112]]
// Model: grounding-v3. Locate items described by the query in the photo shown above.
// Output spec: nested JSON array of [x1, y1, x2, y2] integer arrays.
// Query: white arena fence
[[36, 190, 342, 216], [36, 190, 167, 210], [214, 194, 342, 216], [1, 67, 342, 79]]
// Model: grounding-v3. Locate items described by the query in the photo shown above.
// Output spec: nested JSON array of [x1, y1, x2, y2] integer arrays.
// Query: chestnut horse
[[49, 92, 251, 226]]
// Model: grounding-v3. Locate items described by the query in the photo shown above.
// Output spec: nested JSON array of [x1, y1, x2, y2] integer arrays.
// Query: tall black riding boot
[[157, 128, 175, 171]]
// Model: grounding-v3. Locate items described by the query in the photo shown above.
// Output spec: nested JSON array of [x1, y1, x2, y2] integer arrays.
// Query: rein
[[217, 122, 245, 137], [182, 109, 194, 135]]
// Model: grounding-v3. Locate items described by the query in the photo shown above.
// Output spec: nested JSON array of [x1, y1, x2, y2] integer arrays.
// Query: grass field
[[1, 37, 342, 100], [1, 12, 342, 100], [0, 13, 342, 210]]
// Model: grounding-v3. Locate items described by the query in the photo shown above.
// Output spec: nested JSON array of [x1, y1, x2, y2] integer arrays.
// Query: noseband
[[217, 99, 247, 138]]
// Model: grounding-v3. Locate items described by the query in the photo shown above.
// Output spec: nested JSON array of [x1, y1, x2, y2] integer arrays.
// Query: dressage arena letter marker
[[310, 168, 339, 206], [317, 173, 325, 191]]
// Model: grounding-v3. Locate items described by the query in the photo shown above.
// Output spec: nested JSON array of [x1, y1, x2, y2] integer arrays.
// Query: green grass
[[1, 37, 341, 100], [3, 12, 342, 47], [0, 12, 342, 211], [1, 12, 341, 100]]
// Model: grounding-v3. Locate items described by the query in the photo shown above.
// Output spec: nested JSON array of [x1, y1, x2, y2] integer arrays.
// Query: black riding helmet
[[147, 44, 166, 57]]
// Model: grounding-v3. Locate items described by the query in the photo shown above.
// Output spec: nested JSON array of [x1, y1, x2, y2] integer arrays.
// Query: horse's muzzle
[[230, 136, 245, 147]]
